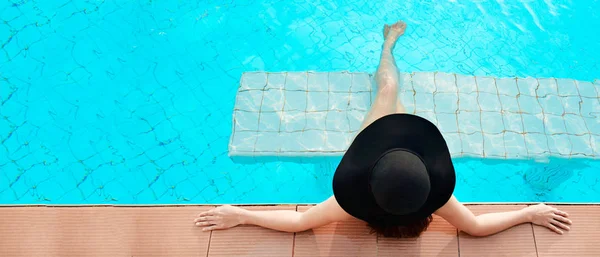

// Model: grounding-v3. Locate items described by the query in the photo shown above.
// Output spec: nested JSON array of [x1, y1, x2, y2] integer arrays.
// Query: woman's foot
[[383, 21, 407, 50]]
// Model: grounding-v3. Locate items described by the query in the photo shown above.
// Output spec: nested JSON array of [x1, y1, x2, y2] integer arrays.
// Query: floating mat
[[229, 71, 600, 160]]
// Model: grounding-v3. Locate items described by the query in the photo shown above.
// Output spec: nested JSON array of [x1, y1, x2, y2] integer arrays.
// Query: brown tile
[[0, 206, 212, 257], [0, 207, 60, 257], [125, 206, 212, 257], [51, 207, 134, 257], [2, 204, 596, 257], [208, 206, 296, 257], [459, 205, 537, 257], [377, 215, 459, 257], [534, 205, 600, 257], [0, 207, 137, 256], [294, 205, 377, 257]]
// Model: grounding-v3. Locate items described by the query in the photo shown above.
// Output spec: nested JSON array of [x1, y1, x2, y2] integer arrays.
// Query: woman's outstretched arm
[[194, 196, 354, 232], [435, 195, 572, 237]]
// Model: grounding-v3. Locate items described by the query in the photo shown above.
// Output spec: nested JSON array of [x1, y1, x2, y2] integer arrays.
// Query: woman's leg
[[195, 21, 410, 233], [359, 20, 407, 132]]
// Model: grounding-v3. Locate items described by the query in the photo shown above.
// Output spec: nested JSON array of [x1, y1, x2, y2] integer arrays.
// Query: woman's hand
[[194, 205, 247, 231], [525, 204, 572, 234]]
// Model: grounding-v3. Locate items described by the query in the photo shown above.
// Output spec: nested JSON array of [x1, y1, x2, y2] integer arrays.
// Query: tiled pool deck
[[1, 204, 599, 256], [230, 71, 600, 160]]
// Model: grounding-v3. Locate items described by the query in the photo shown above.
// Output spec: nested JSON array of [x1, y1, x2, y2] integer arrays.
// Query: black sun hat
[[332, 113, 456, 226]]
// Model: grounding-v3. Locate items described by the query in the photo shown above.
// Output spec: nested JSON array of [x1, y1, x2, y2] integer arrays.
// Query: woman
[[194, 21, 572, 238]]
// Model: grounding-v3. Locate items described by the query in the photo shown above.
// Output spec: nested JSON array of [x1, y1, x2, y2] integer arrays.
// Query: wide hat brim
[[333, 113, 456, 226]]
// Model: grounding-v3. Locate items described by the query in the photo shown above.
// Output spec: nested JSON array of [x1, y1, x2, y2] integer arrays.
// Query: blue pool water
[[0, 0, 599, 204]]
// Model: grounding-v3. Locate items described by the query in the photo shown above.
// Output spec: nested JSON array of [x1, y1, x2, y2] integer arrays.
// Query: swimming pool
[[0, 0, 598, 204]]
